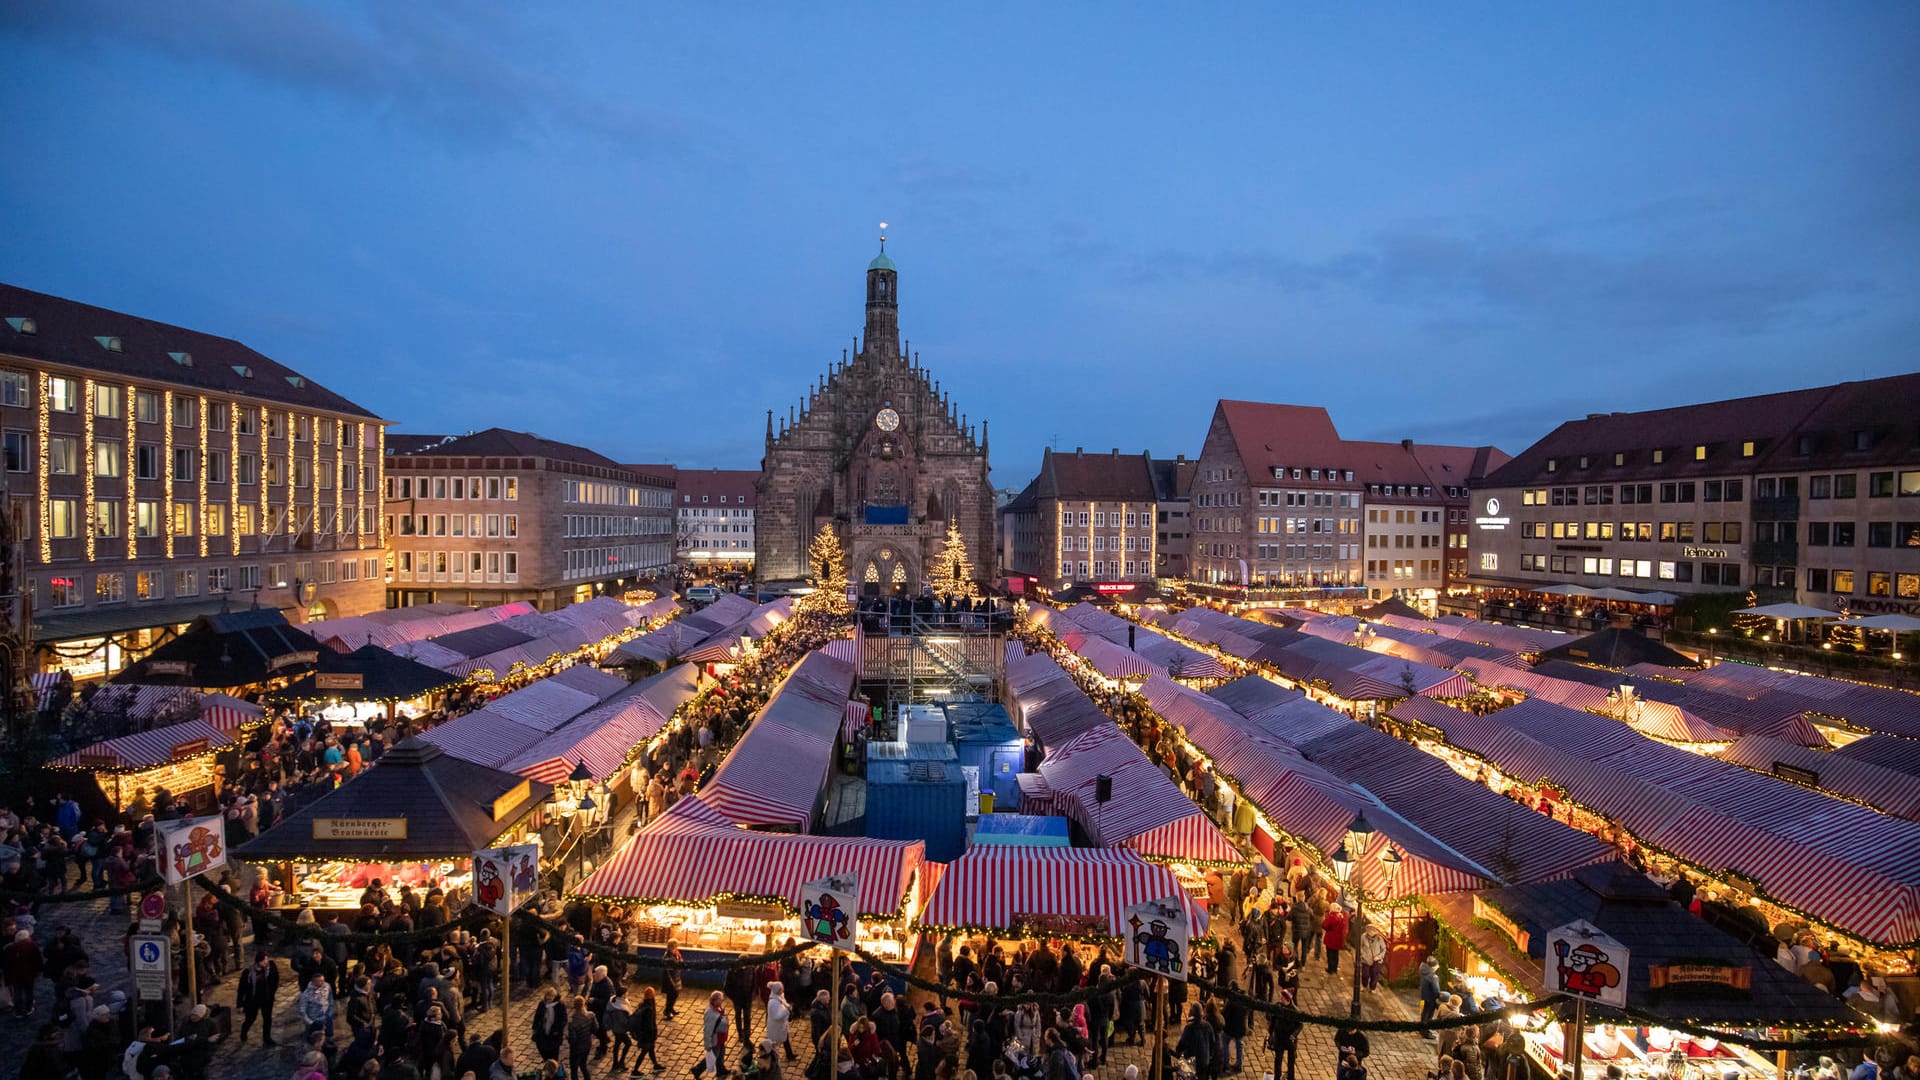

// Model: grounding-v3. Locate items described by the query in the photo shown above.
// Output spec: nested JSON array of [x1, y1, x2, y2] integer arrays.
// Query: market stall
[[573, 793, 929, 962], [114, 608, 324, 690], [919, 845, 1208, 951], [272, 643, 465, 725], [1424, 861, 1868, 1080], [1031, 722, 1239, 864], [699, 649, 856, 832], [233, 735, 553, 914], [49, 718, 238, 812]]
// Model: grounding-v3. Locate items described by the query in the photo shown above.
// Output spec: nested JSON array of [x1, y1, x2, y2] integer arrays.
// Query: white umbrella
[[1733, 603, 1838, 620], [1849, 614, 1920, 631]]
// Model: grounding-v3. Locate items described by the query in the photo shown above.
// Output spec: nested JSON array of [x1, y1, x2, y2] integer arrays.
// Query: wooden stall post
[[830, 952, 842, 1080], [1150, 976, 1166, 1080], [1567, 998, 1586, 1080], [501, 912, 511, 1041], [180, 876, 199, 1009]]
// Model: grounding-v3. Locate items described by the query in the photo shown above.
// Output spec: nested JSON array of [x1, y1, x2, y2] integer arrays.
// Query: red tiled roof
[[671, 468, 759, 507], [1038, 449, 1157, 501], [0, 282, 383, 419], [1215, 400, 1347, 481], [1408, 443, 1512, 491], [393, 427, 667, 482], [1345, 440, 1443, 497]]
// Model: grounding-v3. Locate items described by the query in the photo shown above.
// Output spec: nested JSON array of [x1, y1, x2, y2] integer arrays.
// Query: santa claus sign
[[1543, 920, 1629, 1008]]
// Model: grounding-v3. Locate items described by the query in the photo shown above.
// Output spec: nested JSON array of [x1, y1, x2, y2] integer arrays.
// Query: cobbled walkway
[[2, 882, 1442, 1080]]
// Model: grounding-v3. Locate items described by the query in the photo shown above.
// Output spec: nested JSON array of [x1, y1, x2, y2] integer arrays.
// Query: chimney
[[1075, 447, 1084, 454], [1111, 448, 1120, 456], [1401, 438, 1414, 451], [1176, 454, 1186, 463]]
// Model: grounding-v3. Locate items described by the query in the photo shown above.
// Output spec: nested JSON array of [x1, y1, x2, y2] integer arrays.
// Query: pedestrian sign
[[130, 933, 171, 1003]]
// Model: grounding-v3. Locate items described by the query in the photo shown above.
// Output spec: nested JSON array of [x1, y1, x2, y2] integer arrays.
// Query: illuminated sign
[[1094, 582, 1138, 594], [315, 673, 365, 691], [267, 650, 320, 672], [1473, 496, 1510, 530], [491, 779, 534, 822], [169, 738, 211, 760], [1681, 546, 1730, 559], [312, 817, 408, 840], [146, 661, 192, 676]]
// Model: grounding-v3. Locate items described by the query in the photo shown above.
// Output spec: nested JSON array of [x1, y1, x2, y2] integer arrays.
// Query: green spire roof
[[869, 248, 896, 272]]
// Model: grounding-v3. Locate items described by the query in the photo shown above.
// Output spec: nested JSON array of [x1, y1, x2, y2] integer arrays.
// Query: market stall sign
[[78, 752, 120, 769], [146, 661, 193, 676], [316, 673, 365, 691], [312, 817, 408, 841], [1094, 582, 1138, 595], [268, 651, 321, 672], [1647, 963, 1750, 991], [1771, 761, 1818, 786], [491, 779, 532, 822], [1473, 895, 1531, 952], [1011, 912, 1110, 938], [717, 900, 789, 922], [170, 737, 211, 760]]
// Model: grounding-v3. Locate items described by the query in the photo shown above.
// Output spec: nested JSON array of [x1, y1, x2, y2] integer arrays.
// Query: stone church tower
[[757, 241, 993, 593]]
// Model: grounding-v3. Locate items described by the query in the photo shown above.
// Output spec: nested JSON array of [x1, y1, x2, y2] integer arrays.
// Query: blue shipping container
[[864, 759, 969, 863], [947, 703, 1026, 812]]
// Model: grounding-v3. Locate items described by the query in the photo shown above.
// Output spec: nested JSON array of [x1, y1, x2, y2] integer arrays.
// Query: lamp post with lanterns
[[1328, 813, 1402, 1019]]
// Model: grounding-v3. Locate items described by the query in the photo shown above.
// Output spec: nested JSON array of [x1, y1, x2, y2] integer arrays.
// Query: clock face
[[875, 407, 901, 432]]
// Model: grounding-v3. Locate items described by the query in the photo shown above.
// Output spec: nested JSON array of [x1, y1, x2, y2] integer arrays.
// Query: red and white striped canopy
[[576, 795, 925, 916], [197, 693, 266, 731], [55, 718, 235, 772], [1037, 724, 1238, 863], [701, 651, 856, 832], [921, 846, 1208, 940], [819, 625, 864, 676], [1719, 734, 1920, 821]]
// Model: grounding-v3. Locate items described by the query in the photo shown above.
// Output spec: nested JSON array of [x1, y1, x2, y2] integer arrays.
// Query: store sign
[[170, 738, 211, 760], [1474, 497, 1510, 531], [1011, 912, 1110, 938], [268, 651, 321, 672], [1544, 920, 1629, 1008], [1681, 546, 1730, 560], [316, 673, 365, 691], [1473, 895, 1531, 952], [1094, 582, 1138, 595], [491, 779, 533, 822], [717, 900, 788, 922], [799, 873, 860, 952], [312, 817, 408, 841], [472, 842, 540, 917], [1648, 963, 1750, 991], [157, 818, 227, 884], [1771, 762, 1819, 786], [1123, 896, 1191, 980], [146, 661, 193, 677]]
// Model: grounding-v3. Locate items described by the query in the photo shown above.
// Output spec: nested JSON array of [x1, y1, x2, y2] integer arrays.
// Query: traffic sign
[[130, 933, 171, 1003]]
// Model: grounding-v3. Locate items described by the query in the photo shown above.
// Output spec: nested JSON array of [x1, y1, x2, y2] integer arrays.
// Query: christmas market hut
[[919, 845, 1208, 952], [272, 643, 465, 723], [234, 735, 553, 915], [49, 689, 270, 813], [115, 608, 323, 690], [1424, 861, 1868, 1079]]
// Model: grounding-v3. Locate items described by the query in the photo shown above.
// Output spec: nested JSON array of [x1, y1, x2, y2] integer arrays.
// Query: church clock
[[875, 407, 901, 432]]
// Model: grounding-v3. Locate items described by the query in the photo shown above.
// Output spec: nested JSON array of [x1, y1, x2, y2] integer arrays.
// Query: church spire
[[864, 223, 899, 361]]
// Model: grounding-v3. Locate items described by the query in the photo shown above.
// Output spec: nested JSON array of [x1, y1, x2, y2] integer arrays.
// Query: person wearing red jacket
[[1321, 905, 1351, 976]]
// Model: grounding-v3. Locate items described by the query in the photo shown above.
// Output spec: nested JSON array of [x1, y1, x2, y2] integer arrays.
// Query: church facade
[[757, 244, 993, 594]]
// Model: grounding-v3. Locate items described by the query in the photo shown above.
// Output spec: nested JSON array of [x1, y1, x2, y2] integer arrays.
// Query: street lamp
[[1339, 813, 1377, 1018]]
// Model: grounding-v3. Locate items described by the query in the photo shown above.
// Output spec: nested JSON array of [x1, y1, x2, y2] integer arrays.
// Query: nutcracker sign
[[799, 874, 860, 952], [1544, 919, 1629, 1008], [157, 818, 227, 884]]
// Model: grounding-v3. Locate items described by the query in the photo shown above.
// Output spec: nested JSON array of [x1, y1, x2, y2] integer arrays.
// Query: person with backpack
[[695, 990, 732, 1080]]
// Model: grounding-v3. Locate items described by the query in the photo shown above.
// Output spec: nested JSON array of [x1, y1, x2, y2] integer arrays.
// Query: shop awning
[[574, 794, 926, 916], [53, 718, 235, 772], [274, 644, 464, 703], [1036, 723, 1238, 863], [35, 597, 255, 644], [235, 736, 554, 861], [921, 846, 1208, 940], [701, 650, 856, 831], [1719, 733, 1920, 821], [500, 663, 701, 784], [1537, 627, 1700, 670], [314, 601, 538, 654]]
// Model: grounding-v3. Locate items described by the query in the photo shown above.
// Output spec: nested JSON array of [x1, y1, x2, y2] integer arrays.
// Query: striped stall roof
[[920, 846, 1208, 939], [1718, 735, 1920, 821], [1016, 773, 1065, 817], [1074, 636, 1160, 682], [1835, 735, 1920, 780], [576, 795, 925, 915], [197, 692, 267, 731], [700, 650, 856, 832], [1627, 701, 1734, 744], [1037, 724, 1237, 862], [609, 621, 714, 665], [416, 708, 548, 768], [55, 718, 235, 771], [1626, 662, 1920, 739], [483, 679, 607, 732]]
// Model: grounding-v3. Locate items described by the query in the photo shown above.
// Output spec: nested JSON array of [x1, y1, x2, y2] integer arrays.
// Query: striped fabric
[[502, 682, 684, 783], [920, 846, 1208, 939], [577, 795, 926, 915], [819, 625, 864, 676], [700, 651, 857, 832], [843, 701, 870, 740], [1037, 724, 1237, 863], [417, 709, 548, 768], [54, 718, 235, 771], [198, 693, 266, 731], [484, 680, 606, 733], [1628, 701, 1733, 744], [1628, 661, 1920, 740], [1075, 636, 1159, 682], [1017, 773, 1065, 817], [1835, 735, 1920, 780], [32, 671, 64, 711], [1718, 735, 1920, 821], [87, 684, 201, 725]]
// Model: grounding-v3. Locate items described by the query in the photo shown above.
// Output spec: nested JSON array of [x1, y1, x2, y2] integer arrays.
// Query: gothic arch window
[[891, 563, 907, 586], [864, 561, 880, 583], [872, 465, 901, 506]]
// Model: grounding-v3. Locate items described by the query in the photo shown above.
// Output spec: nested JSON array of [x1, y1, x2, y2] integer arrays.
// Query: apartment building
[[1003, 448, 1163, 588], [665, 468, 757, 571], [1466, 373, 1920, 614], [385, 428, 673, 611], [1406, 442, 1512, 591], [1149, 456, 1196, 578], [0, 283, 389, 680], [1191, 401, 1366, 595], [1351, 440, 1448, 603]]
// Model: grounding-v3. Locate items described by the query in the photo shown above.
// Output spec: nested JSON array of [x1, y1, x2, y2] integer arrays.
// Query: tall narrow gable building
[[757, 243, 992, 593]]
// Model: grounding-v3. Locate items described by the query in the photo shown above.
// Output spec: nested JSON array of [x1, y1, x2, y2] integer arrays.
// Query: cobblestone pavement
[[2, 883, 1443, 1080]]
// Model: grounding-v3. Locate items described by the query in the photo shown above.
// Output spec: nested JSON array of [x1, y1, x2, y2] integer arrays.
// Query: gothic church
[[757, 242, 992, 593]]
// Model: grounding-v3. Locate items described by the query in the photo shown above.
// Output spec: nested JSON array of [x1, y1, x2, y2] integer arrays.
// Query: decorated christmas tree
[[928, 520, 979, 603], [796, 522, 852, 619], [1828, 598, 1863, 652], [1733, 589, 1770, 637]]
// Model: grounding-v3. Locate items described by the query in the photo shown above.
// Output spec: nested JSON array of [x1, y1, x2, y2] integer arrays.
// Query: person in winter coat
[[1287, 900, 1317, 963], [1321, 906, 1350, 975], [870, 992, 906, 1078], [1265, 989, 1302, 1080], [412, 1003, 457, 1080], [663, 943, 684, 1020], [808, 990, 833, 1050], [605, 987, 635, 1071], [1417, 956, 1443, 1039], [296, 972, 334, 1035], [696, 990, 732, 1080], [632, 985, 663, 1072], [566, 995, 600, 1080], [7, 929, 43, 1017], [21, 1023, 64, 1080], [1042, 1029, 1078, 1080], [765, 981, 794, 1062], [1118, 978, 1146, 1045], [1356, 927, 1386, 993], [237, 951, 281, 1045], [1014, 1002, 1044, 1058], [1221, 987, 1250, 1075], [77, 1005, 120, 1080], [590, 965, 619, 1054], [1085, 967, 1115, 1065], [1174, 1007, 1213, 1080], [727, 956, 758, 1048], [532, 986, 568, 1064]]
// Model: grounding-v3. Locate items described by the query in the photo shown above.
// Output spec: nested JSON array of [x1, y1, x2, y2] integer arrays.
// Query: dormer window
[[95, 335, 122, 352], [1546, 458, 1557, 472], [1740, 440, 1756, 457], [1693, 444, 1709, 461], [1578, 456, 1590, 469], [1854, 429, 1873, 451], [169, 351, 193, 367], [285, 375, 306, 389], [1797, 434, 1814, 455], [1613, 452, 1625, 466], [4, 318, 34, 335], [1652, 449, 1665, 464], [231, 365, 254, 378]]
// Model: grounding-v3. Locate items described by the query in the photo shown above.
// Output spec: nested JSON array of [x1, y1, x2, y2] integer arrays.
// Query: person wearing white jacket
[[764, 981, 794, 1060]]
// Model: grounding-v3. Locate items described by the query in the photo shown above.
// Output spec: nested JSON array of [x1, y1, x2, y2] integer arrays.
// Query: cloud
[[1054, 216, 1860, 336], [2, 1, 697, 155]]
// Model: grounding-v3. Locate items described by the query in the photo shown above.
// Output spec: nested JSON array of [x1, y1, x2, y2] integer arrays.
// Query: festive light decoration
[[161, 389, 175, 558], [197, 394, 209, 558], [82, 377, 96, 562], [257, 406, 269, 549], [928, 518, 979, 602], [36, 371, 50, 563], [230, 402, 241, 556], [123, 387, 136, 560], [375, 424, 385, 547], [795, 522, 851, 618]]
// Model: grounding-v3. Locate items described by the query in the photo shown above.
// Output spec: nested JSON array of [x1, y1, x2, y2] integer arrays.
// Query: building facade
[[384, 428, 673, 611], [1149, 456, 1196, 579], [1003, 448, 1163, 588], [667, 468, 757, 570], [757, 243, 993, 593], [1406, 443, 1512, 590], [1466, 373, 1920, 614], [1, 283, 388, 681]]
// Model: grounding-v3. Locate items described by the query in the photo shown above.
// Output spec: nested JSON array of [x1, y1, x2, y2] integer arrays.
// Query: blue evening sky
[[4, 4, 1916, 484]]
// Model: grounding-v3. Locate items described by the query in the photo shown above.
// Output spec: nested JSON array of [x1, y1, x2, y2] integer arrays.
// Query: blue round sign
[[138, 941, 163, 965]]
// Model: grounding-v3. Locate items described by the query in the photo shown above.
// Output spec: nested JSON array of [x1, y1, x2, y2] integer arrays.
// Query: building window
[[48, 435, 78, 475], [3, 431, 28, 472], [172, 502, 195, 537], [135, 570, 163, 600], [172, 447, 195, 482], [135, 500, 161, 537], [49, 498, 79, 539], [135, 391, 160, 424], [47, 575, 82, 608], [96, 572, 125, 603], [1479, 552, 1497, 571], [0, 372, 28, 407], [95, 500, 121, 538], [48, 377, 79, 413], [171, 396, 195, 427]]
